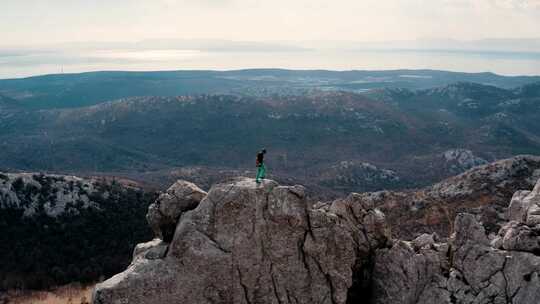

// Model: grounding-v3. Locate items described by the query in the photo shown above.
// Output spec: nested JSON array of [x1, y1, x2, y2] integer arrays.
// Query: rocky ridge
[[372, 179, 540, 304], [441, 149, 488, 174], [0, 172, 111, 217], [93, 172, 540, 304], [3, 82, 540, 197], [0, 172, 156, 290], [317, 161, 401, 192], [356, 155, 540, 239]]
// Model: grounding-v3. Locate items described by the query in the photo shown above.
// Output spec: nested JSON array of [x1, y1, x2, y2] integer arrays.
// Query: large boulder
[[146, 180, 207, 242], [507, 179, 540, 226], [492, 181, 540, 253], [93, 178, 391, 304]]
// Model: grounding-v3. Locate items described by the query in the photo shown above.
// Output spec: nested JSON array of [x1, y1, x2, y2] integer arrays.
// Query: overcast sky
[[2, 0, 540, 46], [2, 0, 540, 77]]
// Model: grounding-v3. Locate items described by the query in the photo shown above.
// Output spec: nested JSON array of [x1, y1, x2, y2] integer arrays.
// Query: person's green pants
[[256, 163, 266, 182]]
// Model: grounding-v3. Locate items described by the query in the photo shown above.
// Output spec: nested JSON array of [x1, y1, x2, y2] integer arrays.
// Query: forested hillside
[[0, 81, 539, 196], [0, 173, 157, 290]]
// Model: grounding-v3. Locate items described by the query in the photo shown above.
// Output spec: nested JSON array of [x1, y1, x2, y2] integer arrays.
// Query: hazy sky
[[2, 0, 540, 78], [2, 0, 540, 46]]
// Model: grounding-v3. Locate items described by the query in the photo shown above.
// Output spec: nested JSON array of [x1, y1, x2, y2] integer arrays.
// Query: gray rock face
[[494, 221, 540, 253], [132, 239, 168, 261], [372, 239, 450, 304], [146, 180, 207, 242], [93, 178, 391, 304], [372, 179, 540, 304], [93, 175, 540, 304], [507, 180, 540, 226], [494, 183, 540, 254]]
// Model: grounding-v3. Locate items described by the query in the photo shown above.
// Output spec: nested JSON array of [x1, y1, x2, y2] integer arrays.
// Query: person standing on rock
[[256, 149, 267, 183]]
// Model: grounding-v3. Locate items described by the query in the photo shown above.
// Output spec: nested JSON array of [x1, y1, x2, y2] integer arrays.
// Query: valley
[[1, 69, 540, 303], [1, 71, 539, 197]]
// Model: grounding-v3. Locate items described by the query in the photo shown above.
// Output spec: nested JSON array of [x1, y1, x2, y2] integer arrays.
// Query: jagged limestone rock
[[498, 179, 540, 253], [507, 180, 540, 226], [94, 176, 540, 304], [132, 239, 168, 261], [507, 190, 533, 223], [372, 237, 451, 304], [146, 180, 207, 242], [451, 212, 540, 304], [493, 221, 540, 253], [93, 178, 391, 304], [371, 179, 540, 304]]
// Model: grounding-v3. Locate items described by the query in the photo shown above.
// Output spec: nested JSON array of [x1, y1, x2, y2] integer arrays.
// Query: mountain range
[[0, 70, 539, 196], [2, 69, 540, 300], [1, 69, 539, 109]]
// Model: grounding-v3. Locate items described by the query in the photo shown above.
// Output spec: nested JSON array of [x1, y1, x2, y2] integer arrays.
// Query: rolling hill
[[0, 81, 539, 195], [1, 69, 539, 109]]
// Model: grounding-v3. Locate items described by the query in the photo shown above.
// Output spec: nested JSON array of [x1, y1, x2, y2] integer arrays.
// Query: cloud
[[1, 0, 539, 46], [490, 0, 540, 9], [144, 0, 232, 8]]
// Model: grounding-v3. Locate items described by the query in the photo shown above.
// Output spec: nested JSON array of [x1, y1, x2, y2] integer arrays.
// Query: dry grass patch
[[4, 283, 93, 304]]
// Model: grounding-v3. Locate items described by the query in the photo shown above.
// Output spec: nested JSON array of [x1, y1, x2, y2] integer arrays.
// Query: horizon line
[[3, 67, 540, 81]]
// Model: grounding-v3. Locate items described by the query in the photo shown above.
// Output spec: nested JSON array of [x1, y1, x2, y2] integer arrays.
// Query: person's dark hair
[[262, 149, 266, 154]]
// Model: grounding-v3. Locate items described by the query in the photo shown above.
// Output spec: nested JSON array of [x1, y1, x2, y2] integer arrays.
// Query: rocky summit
[[93, 175, 540, 304], [93, 177, 391, 304]]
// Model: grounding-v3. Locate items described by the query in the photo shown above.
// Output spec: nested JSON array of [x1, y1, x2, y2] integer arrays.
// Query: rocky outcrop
[[146, 180, 207, 242], [356, 155, 540, 239], [132, 239, 168, 261], [0, 172, 131, 217], [441, 149, 488, 174], [371, 179, 540, 304], [93, 173, 540, 304], [492, 180, 540, 254], [317, 161, 401, 193], [93, 178, 391, 304]]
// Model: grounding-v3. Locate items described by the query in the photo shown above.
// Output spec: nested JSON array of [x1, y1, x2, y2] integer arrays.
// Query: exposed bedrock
[[93, 178, 391, 304], [372, 178, 540, 304], [93, 176, 540, 304], [357, 155, 540, 239], [146, 180, 207, 242]]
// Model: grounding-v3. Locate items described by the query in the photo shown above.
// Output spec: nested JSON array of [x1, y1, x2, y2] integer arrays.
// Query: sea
[[1, 48, 539, 79]]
